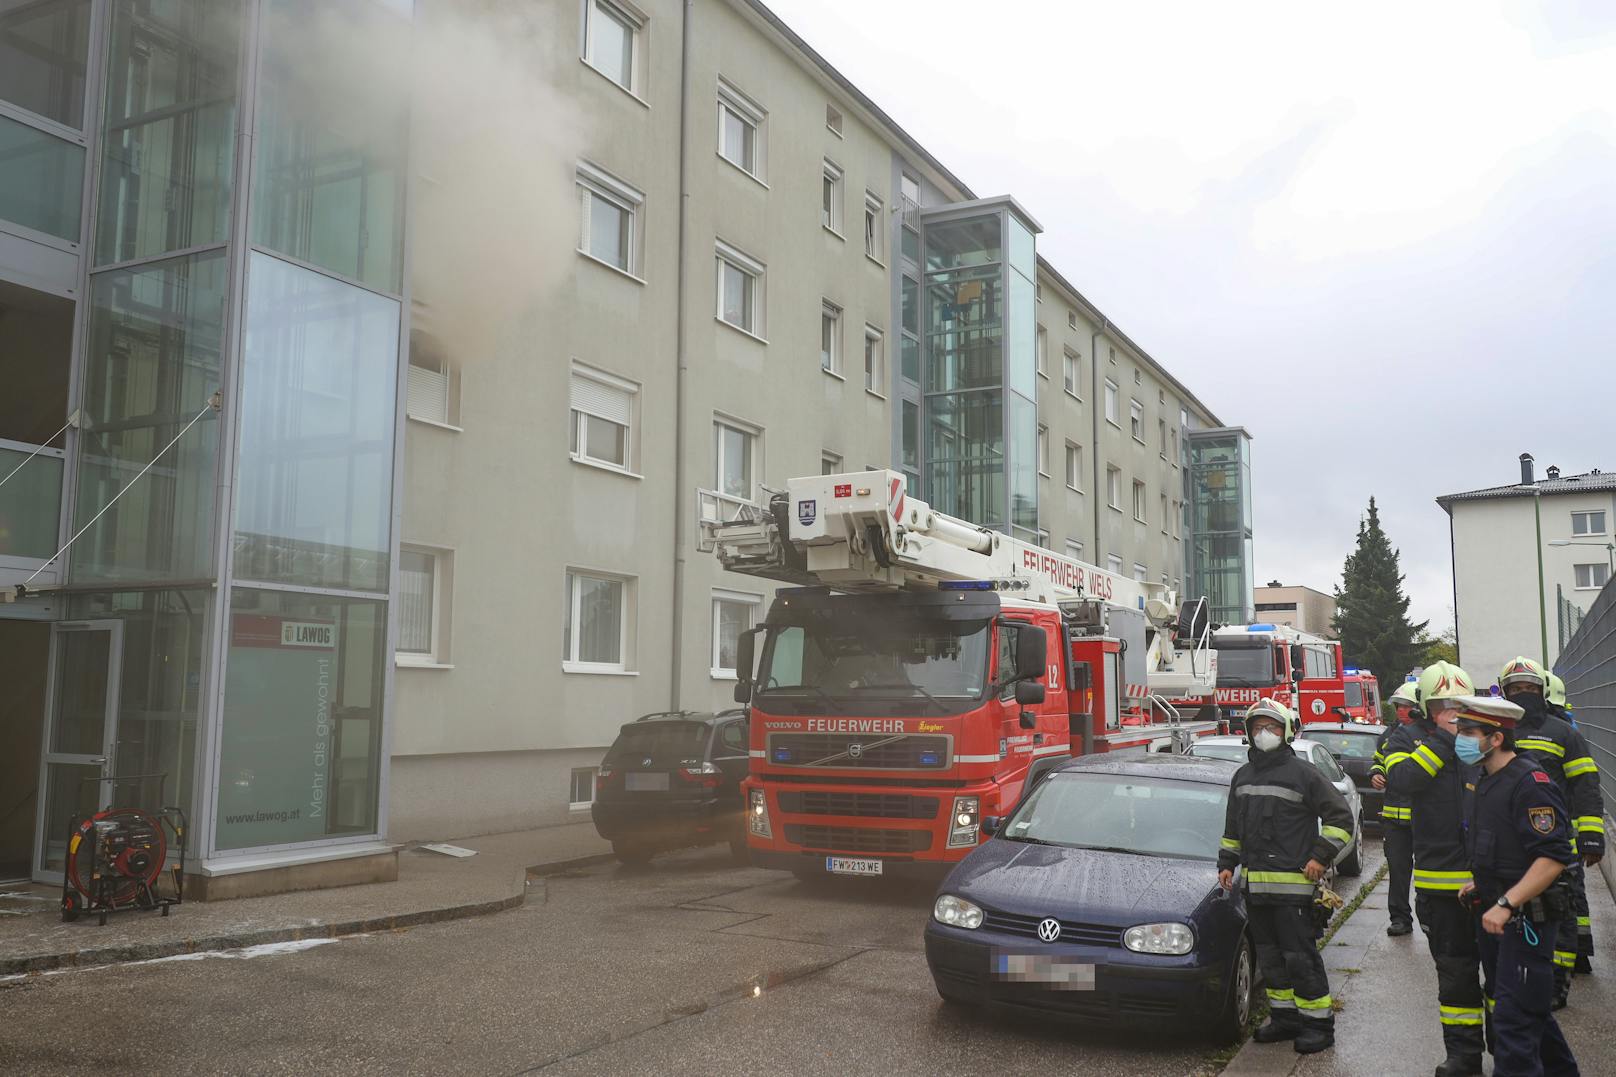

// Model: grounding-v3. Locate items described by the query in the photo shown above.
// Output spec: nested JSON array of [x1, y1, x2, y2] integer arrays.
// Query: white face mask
[[1252, 729, 1283, 752]]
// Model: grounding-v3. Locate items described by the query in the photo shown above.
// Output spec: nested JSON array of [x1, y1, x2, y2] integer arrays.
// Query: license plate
[[825, 856, 883, 876], [993, 953, 1096, 990], [625, 772, 669, 792]]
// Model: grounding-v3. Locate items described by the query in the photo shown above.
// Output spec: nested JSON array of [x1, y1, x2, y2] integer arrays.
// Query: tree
[[1332, 498, 1430, 699], [1422, 622, 1458, 667]]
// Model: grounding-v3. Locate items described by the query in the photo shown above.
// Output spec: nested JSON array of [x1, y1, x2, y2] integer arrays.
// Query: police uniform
[[1374, 718, 1416, 932], [1459, 699, 1580, 1076]]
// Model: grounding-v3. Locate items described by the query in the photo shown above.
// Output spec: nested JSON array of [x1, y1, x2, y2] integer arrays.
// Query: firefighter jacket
[[1385, 720, 1472, 893], [1372, 722, 1414, 827], [1465, 754, 1577, 906], [1218, 745, 1355, 906], [1515, 705, 1606, 859]]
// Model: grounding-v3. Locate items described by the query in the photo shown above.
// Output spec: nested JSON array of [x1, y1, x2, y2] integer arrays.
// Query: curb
[[2, 851, 616, 978]]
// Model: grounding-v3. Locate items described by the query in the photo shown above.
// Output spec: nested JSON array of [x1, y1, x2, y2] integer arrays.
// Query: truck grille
[[981, 910, 1123, 948], [777, 792, 940, 819], [783, 825, 933, 854], [765, 733, 950, 770]]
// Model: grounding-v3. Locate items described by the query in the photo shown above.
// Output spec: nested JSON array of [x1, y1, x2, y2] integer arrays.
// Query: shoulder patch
[[1533, 771, 1552, 784], [1529, 806, 1557, 834]]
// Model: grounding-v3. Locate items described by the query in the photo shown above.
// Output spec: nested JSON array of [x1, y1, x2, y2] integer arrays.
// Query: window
[[1159, 418, 1168, 456], [398, 546, 452, 665], [713, 419, 756, 501], [1037, 424, 1049, 476], [1107, 466, 1122, 510], [825, 103, 843, 136], [1130, 400, 1144, 441], [1572, 511, 1607, 536], [864, 326, 883, 394], [821, 159, 844, 234], [1160, 494, 1169, 533], [821, 450, 842, 475], [1172, 499, 1182, 538], [1133, 479, 1147, 522], [1066, 540, 1084, 560], [1036, 325, 1048, 377], [1068, 310, 1078, 330], [1574, 563, 1611, 590], [717, 720, 747, 755], [1036, 283, 1043, 302], [1107, 554, 1123, 574], [569, 768, 597, 809], [716, 242, 764, 336], [1133, 367, 1142, 385], [407, 331, 459, 428], [902, 401, 919, 470], [1171, 427, 1179, 464], [570, 363, 637, 471], [1108, 346, 1117, 365], [863, 192, 883, 261], [577, 164, 643, 275], [712, 590, 762, 677], [1035, 529, 1050, 549], [582, 0, 641, 94], [1065, 442, 1082, 491], [1104, 380, 1119, 425], [821, 301, 842, 375], [717, 78, 764, 179], [563, 569, 631, 671], [1133, 563, 1148, 583], [1063, 349, 1081, 397], [901, 172, 920, 205]]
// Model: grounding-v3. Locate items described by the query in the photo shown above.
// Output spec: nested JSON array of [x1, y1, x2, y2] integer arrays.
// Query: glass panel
[[72, 251, 227, 584], [924, 390, 1003, 528], [924, 215, 1000, 273], [0, 446, 62, 558], [900, 225, 918, 265], [1009, 394, 1037, 532], [717, 425, 750, 498], [0, 0, 91, 127], [572, 573, 622, 664], [1007, 270, 1036, 399], [0, 278, 74, 445], [721, 107, 753, 172], [901, 400, 918, 470], [716, 600, 746, 670], [0, 112, 83, 239], [252, 0, 409, 293], [587, 192, 627, 268], [924, 267, 1001, 393], [720, 261, 751, 329], [234, 252, 401, 592], [901, 276, 918, 334], [217, 588, 387, 850], [48, 628, 109, 754], [96, 0, 240, 265], [397, 550, 433, 653], [589, 1, 632, 88], [582, 413, 625, 465], [37, 762, 101, 874], [1008, 215, 1035, 278]]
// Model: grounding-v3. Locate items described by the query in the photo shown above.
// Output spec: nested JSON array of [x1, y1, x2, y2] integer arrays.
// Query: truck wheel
[[1207, 935, 1256, 1046], [1337, 841, 1362, 878], [612, 840, 654, 867]]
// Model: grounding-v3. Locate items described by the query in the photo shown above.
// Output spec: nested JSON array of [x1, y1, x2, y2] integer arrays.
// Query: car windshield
[[757, 613, 990, 703], [1344, 682, 1364, 707], [605, 722, 708, 765], [1215, 645, 1279, 686], [1304, 731, 1379, 759], [1186, 742, 1249, 763], [1002, 772, 1228, 860]]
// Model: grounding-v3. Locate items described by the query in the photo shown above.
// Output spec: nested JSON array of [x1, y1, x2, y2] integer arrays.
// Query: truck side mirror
[[1015, 681, 1046, 708], [734, 629, 759, 703], [1290, 644, 1307, 679], [1015, 627, 1047, 682]]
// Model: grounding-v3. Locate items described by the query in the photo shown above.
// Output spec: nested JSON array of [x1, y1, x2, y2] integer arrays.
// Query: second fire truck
[[1211, 623, 1350, 731]]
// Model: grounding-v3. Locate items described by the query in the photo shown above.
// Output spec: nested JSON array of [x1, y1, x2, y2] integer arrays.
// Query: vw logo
[[1037, 918, 1062, 943], [847, 743, 863, 759], [641, 757, 653, 768]]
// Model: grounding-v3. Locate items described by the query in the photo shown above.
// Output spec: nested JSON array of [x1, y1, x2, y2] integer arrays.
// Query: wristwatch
[[1495, 896, 1516, 912]]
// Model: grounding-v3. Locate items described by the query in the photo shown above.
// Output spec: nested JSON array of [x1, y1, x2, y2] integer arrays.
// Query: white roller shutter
[[570, 372, 631, 425], [408, 363, 449, 424]]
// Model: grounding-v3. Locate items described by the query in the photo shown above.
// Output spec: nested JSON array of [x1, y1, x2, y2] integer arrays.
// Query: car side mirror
[[981, 816, 1002, 836], [1015, 681, 1045, 708], [1014, 626, 1047, 682]]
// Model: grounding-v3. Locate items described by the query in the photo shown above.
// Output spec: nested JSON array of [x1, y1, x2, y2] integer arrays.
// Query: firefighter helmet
[[1388, 681, 1420, 711], [1245, 698, 1298, 742], [1498, 656, 1547, 691], [1547, 672, 1568, 709], [1416, 661, 1474, 713]]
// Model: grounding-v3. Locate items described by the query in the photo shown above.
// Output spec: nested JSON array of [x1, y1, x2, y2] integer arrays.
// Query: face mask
[[1252, 729, 1283, 752], [1514, 693, 1548, 720], [1454, 735, 1490, 765]]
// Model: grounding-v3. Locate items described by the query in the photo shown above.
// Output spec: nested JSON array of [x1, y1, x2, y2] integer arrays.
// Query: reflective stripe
[[1414, 869, 1472, 891], [1248, 869, 1315, 896], [1554, 951, 1576, 968], [1383, 752, 1412, 768], [1484, 996, 1496, 1013], [1236, 783, 1304, 803], [1564, 758, 1598, 778], [1266, 988, 1296, 1009], [1516, 738, 1565, 757], [1220, 837, 1241, 850], [1296, 994, 1333, 1018], [1380, 806, 1412, 821], [1320, 825, 1353, 845], [1440, 1005, 1485, 1026], [1412, 744, 1444, 777], [1575, 816, 1606, 834]]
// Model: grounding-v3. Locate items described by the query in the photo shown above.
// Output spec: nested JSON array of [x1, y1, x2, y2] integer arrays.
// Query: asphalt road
[[0, 845, 1243, 1077]]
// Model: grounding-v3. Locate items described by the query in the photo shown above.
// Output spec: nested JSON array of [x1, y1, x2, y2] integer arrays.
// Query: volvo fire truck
[[700, 470, 1219, 878], [1341, 668, 1382, 724], [1211, 623, 1349, 731]]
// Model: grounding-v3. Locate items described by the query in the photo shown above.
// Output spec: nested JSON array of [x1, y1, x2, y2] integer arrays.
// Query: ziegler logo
[[917, 721, 944, 732]]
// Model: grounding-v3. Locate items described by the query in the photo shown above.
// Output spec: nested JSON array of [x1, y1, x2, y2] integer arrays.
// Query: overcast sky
[[765, 0, 1616, 630]]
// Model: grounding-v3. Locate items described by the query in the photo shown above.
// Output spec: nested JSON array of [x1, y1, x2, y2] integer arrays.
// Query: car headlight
[[947, 795, 981, 848], [747, 788, 772, 839], [933, 894, 983, 930], [1123, 922, 1195, 955]]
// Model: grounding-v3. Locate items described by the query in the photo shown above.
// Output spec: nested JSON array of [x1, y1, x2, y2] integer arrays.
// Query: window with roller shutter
[[569, 363, 637, 472]]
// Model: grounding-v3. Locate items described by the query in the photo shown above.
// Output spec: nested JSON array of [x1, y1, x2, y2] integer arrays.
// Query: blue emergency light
[[919, 751, 940, 765], [939, 580, 994, 591], [772, 748, 793, 763], [1247, 624, 1277, 632]]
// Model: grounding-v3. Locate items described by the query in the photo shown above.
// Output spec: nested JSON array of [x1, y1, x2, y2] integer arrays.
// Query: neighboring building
[[1438, 454, 1616, 684], [0, 0, 1241, 890], [1253, 583, 1337, 636]]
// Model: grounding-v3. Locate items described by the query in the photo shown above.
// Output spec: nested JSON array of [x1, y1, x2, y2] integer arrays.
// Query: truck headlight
[[748, 788, 772, 839], [1123, 922, 1195, 955], [947, 795, 981, 848], [933, 894, 983, 929]]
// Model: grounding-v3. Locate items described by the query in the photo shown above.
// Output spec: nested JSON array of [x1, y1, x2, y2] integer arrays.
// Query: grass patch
[[1319, 861, 1389, 949]]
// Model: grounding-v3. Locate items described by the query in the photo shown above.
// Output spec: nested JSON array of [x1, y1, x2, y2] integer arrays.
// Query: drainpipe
[[1089, 319, 1109, 563], [669, 0, 693, 709]]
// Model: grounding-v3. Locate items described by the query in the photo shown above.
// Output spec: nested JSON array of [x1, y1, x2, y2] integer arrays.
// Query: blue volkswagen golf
[[923, 753, 1256, 1044]]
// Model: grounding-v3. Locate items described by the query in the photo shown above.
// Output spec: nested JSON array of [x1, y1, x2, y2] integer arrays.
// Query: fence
[[1558, 585, 1587, 655], [1555, 578, 1616, 813]]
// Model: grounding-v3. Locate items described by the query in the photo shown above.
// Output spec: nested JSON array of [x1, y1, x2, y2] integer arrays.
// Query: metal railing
[[1558, 584, 1587, 655], [1554, 578, 1616, 810]]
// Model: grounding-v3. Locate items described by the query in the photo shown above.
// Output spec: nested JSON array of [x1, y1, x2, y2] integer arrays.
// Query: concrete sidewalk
[[0, 821, 611, 977], [1225, 862, 1616, 1076]]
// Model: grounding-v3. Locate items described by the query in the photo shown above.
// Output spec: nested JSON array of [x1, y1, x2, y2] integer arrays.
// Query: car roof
[[1301, 722, 1385, 734], [1048, 751, 1239, 786], [624, 708, 747, 728], [1190, 735, 1321, 757]]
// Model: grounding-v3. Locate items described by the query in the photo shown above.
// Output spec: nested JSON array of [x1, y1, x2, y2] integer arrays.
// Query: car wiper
[[1002, 834, 1062, 846], [1071, 844, 1168, 857]]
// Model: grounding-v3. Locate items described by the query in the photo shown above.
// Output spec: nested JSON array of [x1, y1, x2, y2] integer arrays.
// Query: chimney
[[1520, 453, 1535, 486], [1547, 465, 1561, 480]]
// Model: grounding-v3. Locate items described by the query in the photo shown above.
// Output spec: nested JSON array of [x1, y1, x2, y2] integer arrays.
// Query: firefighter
[[1386, 661, 1486, 1077], [1218, 699, 1354, 1055], [1546, 673, 1572, 722], [1499, 657, 1603, 999], [1453, 693, 1580, 1076], [1547, 669, 1597, 975], [1372, 680, 1420, 936]]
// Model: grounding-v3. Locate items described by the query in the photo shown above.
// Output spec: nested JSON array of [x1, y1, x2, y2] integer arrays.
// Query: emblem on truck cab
[[848, 743, 864, 759], [798, 499, 817, 526]]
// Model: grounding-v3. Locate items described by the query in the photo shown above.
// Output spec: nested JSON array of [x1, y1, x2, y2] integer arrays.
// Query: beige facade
[[1253, 584, 1337, 636], [389, 0, 1226, 841]]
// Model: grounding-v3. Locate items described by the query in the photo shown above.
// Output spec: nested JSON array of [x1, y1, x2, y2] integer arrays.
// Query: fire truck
[[1340, 668, 1382, 724], [700, 469, 1220, 878], [1211, 623, 1349, 731]]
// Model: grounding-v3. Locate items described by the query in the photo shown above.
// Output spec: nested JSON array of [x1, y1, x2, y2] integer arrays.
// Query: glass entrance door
[[33, 620, 122, 881]]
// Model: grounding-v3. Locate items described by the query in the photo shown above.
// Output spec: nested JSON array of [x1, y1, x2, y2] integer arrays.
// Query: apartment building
[[1254, 583, 1337, 636], [0, 0, 1245, 893]]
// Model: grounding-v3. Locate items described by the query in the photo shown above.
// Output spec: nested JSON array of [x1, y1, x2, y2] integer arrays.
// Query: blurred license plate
[[993, 953, 1096, 990], [825, 856, 883, 876], [626, 773, 668, 792]]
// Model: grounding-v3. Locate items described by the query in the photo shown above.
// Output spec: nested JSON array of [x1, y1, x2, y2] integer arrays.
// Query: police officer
[[1453, 693, 1581, 1076], [1218, 699, 1354, 1055], [1499, 657, 1604, 1003], [1547, 670, 1598, 975], [1373, 680, 1421, 936], [1386, 661, 1487, 1076]]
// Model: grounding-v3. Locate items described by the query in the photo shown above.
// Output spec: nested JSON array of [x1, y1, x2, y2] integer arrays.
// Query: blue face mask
[[1454, 735, 1488, 765]]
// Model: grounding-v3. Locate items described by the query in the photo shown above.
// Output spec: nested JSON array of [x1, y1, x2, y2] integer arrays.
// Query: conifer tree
[[1332, 498, 1429, 697]]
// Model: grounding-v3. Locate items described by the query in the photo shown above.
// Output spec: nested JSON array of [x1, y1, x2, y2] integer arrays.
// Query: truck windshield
[[1343, 682, 1364, 708], [757, 614, 990, 708], [1215, 645, 1278, 687]]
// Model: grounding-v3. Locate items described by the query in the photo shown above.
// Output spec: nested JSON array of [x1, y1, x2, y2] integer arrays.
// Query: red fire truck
[[1340, 668, 1382, 724], [702, 470, 1221, 879], [1211, 623, 1349, 731]]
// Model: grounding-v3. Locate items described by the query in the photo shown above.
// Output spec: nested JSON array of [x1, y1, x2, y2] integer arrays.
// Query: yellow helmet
[[1547, 672, 1567, 708], [1245, 698, 1298, 741], [1416, 661, 1475, 714], [1498, 656, 1547, 691], [1389, 681, 1420, 710]]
